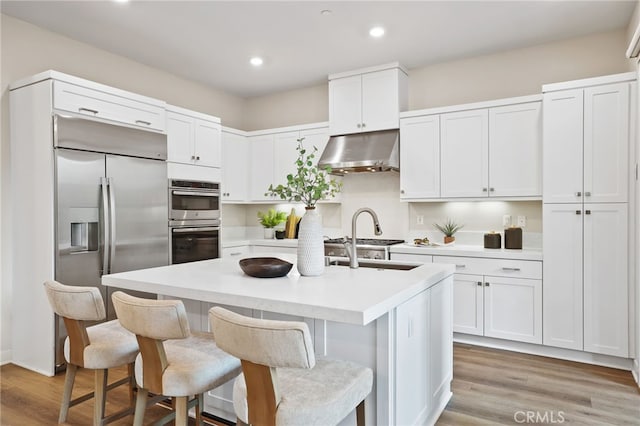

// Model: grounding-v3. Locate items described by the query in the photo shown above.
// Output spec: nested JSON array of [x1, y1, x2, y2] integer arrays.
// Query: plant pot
[[263, 228, 275, 239], [297, 207, 324, 276], [444, 236, 455, 244]]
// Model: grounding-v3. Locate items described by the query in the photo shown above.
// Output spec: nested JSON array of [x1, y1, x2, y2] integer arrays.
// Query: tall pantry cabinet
[[542, 73, 635, 357]]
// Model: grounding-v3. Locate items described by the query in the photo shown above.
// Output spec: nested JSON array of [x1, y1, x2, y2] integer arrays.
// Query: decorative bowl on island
[[238, 257, 293, 278]]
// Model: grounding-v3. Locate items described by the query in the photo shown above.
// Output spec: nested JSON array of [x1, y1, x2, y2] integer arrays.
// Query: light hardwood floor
[[1, 343, 639, 425]]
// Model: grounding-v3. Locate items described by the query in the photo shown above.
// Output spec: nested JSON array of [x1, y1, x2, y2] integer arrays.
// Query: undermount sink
[[327, 259, 419, 271]]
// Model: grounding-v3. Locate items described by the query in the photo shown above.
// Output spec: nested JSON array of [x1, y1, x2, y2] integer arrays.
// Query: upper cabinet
[[400, 95, 542, 201], [543, 77, 633, 204], [221, 128, 249, 202], [329, 63, 408, 136], [167, 106, 221, 168]]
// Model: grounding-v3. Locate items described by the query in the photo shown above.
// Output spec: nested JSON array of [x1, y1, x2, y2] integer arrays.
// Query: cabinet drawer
[[390, 253, 433, 263], [433, 255, 541, 279], [54, 81, 166, 131]]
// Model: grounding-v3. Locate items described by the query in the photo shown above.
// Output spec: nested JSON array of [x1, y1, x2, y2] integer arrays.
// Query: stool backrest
[[209, 306, 315, 369], [112, 291, 191, 394], [44, 280, 106, 321]]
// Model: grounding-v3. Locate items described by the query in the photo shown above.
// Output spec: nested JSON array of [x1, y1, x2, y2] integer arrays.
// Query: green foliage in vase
[[266, 138, 342, 208], [433, 218, 464, 237], [257, 209, 287, 228]]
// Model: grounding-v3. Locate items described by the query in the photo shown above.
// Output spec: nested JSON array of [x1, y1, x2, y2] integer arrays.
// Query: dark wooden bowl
[[238, 257, 293, 278]]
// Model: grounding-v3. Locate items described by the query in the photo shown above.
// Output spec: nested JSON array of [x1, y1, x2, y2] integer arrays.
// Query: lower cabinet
[[433, 256, 543, 345]]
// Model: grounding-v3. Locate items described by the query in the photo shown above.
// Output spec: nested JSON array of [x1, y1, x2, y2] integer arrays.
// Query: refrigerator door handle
[[108, 177, 117, 274], [100, 177, 110, 275]]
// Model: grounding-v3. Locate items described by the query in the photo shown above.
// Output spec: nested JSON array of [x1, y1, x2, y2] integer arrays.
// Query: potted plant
[[257, 208, 287, 239], [266, 138, 341, 276], [434, 219, 464, 244]]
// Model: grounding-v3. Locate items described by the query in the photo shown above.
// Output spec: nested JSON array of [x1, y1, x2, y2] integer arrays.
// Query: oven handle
[[171, 190, 220, 197], [172, 227, 220, 233]]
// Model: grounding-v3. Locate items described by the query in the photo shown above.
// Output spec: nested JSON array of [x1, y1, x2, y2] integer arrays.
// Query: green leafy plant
[[434, 219, 464, 237], [266, 138, 342, 208], [257, 209, 287, 228]]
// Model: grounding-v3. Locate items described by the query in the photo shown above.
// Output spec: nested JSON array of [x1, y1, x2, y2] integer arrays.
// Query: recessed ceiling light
[[113, 0, 129, 3], [321, 9, 332, 16], [369, 26, 385, 38], [250, 57, 263, 67]]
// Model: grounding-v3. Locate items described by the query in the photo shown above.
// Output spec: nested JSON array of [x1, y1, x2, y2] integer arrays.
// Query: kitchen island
[[102, 254, 455, 425]]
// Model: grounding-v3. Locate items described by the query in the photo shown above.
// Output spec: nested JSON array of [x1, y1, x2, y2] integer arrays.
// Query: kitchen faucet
[[344, 207, 383, 268]]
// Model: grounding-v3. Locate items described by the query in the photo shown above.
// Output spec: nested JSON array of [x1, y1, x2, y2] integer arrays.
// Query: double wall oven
[[169, 179, 221, 264]]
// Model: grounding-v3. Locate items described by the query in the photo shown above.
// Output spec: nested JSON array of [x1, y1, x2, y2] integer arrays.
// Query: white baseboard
[[633, 359, 640, 387], [454, 334, 634, 371], [0, 350, 12, 366]]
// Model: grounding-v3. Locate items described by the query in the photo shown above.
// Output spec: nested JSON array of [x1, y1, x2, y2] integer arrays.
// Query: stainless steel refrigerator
[[54, 115, 169, 366]]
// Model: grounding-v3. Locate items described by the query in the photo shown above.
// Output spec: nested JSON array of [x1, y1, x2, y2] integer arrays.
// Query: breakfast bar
[[102, 254, 455, 425]]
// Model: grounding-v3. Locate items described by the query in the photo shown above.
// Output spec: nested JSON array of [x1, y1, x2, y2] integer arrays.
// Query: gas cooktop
[[324, 238, 405, 246]]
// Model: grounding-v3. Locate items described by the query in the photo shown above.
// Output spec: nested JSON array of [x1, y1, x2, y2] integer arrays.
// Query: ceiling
[[1, 1, 636, 98]]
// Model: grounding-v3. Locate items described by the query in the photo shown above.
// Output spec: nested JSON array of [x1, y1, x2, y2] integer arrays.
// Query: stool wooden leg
[[59, 363, 78, 423], [356, 400, 365, 426], [133, 387, 148, 426], [236, 418, 249, 426], [127, 363, 136, 407], [175, 396, 188, 426], [196, 393, 204, 426], [94, 369, 108, 426]]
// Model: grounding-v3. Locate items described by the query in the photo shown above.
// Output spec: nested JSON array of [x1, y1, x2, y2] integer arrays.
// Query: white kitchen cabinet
[[221, 129, 248, 202], [399, 115, 440, 199], [433, 255, 542, 344], [53, 79, 166, 131], [488, 102, 542, 197], [167, 107, 222, 168], [543, 203, 629, 357], [390, 252, 433, 263], [221, 245, 250, 258], [273, 131, 301, 189], [440, 100, 541, 199], [251, 245, 297, 255], [329, 65, 408, 136], [543, 82, 630, 203], [249, 134, 276, 201]]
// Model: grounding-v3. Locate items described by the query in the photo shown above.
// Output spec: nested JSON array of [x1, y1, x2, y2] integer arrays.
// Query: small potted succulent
[[434, 219, 464, 244], [257, 209, 287, 239]]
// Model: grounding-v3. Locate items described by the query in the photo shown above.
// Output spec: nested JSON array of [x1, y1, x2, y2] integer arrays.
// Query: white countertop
[[390, 243, 543, 261], [102, 253, 454, 326]]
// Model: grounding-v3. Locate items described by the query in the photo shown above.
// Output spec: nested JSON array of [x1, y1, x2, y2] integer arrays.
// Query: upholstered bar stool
[[111, 291, 242, 426], [43, 280, 138, 426], [209, 306, 373, 426]]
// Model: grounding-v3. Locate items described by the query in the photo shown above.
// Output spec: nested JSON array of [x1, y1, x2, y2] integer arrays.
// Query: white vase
[[297, 208, 324, 276], [263, 228, 275, 239]]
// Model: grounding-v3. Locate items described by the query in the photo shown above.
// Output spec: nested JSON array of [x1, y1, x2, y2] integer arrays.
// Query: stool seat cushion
[[134, 331, 241, 397], [64, 319, 138, 369], [233, 359, 373, 426]]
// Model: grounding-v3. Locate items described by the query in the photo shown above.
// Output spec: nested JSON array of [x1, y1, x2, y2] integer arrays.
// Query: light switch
[[502, 215, 512, 227], [517, 215, 527, 227]]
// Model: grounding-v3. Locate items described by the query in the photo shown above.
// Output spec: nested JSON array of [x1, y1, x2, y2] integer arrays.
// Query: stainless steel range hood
[[317, 129, 399, 176]]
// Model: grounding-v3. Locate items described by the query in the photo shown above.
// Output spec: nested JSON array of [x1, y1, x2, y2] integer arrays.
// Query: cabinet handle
[[585, 191, 591, 197], [400, 189, 405, 194], [575, 191, 582, 197], [229, 252, 242, 256], [477, 281, 482, 286], [357, 123, 362, 128], [489, 187, 495, 192], [482, 188, 488, 192], [455, 264, 466, 269], [501, 267, 521, 272], [135, 120, 151, 126], [196, 156, 201, 160], [191, 155, 196, 160], [362, 123, 366, 128], [79, 107, 98, 115], [485, 282, 490, 286], [585, 210, 591, 215], [575, 210, 581, 215]]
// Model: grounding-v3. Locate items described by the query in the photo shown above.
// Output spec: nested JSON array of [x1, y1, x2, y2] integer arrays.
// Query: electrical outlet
[[417, 215, 424, 225], [517, 215, 527, 227], [502, 215, 512, 227]]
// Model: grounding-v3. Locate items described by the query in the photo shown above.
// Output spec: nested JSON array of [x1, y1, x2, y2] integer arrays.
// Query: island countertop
[[102, 254, 455, 326]]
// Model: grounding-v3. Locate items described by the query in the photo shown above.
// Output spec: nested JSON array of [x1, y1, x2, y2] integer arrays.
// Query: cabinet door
[[361, 68, 399, 132], [543, 89, 584, 203], [583, 203, 628, 357], [400, 115, 440, 199], [300, 127, 330, 163], [452, 274, 484, 336], [441, 109, 489, 198], [484, 276, 542, 344], [273, 131, 300, 190], [167, 111, 195, 164], [221, 131, 248, 202], [329, 75, 362, 135], [249, 134, 276, 201], [194, 119, 221, 168], [584, 83, 629, 203], [542, 204, 584, 350], [489, 102, 541, 197]]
